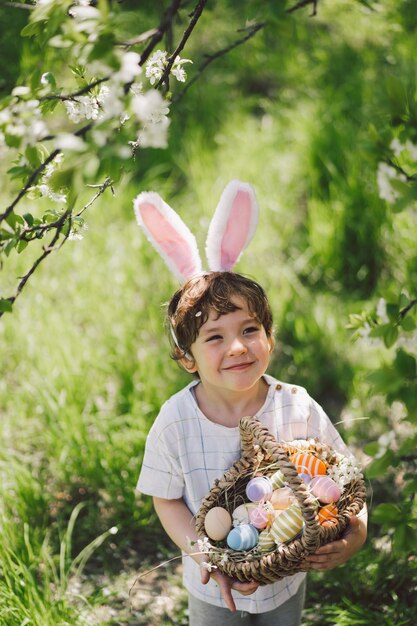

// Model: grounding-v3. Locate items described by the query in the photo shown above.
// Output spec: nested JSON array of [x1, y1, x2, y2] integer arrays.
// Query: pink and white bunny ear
[[133, 191, 202, 282], [205, 180, 259, 272]]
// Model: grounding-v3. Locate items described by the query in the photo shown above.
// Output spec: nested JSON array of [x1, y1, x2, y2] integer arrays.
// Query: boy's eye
[[206, 334, 222, 342], [243, 326, 259, 334]]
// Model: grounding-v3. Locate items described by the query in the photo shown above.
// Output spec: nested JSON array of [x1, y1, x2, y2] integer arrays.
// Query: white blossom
[[55, 133, 86, 152], [196, 537, 212, 553], [171, 56, 192, 83], [114, 52, 142, 83], [137, 115, 170, 149], [389, 137, 417, 161], [376, 162, 406, 203], [200, 562, 217, 572], [145, 50, 167, 85], [327, 456, 363, 488], [11, 86, 31, 97]]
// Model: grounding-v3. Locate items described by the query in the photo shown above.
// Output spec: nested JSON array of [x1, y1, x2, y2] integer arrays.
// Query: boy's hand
[[200, 565, 259, 612], [301, 514, 366, 571]]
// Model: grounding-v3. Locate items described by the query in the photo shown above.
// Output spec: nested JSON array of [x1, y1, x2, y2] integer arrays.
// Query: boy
[[137, 271, 367, 626]]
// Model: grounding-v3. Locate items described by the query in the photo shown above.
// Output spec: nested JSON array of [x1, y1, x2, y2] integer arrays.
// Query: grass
[[2, 3, 416, 617]]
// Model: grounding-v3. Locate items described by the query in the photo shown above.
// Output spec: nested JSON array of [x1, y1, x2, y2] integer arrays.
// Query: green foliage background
[[1, 1, 416, 624]]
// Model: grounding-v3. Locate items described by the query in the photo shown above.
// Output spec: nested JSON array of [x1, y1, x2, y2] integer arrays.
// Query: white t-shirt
[[137, 374, 350, 613]]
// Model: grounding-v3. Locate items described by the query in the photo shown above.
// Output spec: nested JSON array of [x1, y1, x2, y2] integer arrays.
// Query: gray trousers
[[188, 578, 306, 626]]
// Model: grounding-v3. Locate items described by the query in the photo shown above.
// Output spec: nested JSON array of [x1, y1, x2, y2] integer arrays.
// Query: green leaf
[[394, 349, 417, 380], [401, 315, 416, 331], [5, 212, 24, 229], [0, 298, 13, 313], [386, 303, 399, 322], [372, 503, 402, 525], [17, 239, 28, 254], [23, 213, 34, 227], [383, 324, 398, 348], [21, 20, 46, 38], [365, 450, 395, 479], [363, 442, 379, 456], [399, 293, 410, 309]]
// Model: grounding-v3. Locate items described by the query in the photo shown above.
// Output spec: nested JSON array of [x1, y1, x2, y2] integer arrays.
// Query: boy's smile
[[183, 297, 273, 401]]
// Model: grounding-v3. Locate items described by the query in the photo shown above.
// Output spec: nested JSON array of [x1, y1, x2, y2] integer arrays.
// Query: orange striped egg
[[270, 504, 303, 545], [258, 529, 275, 553], [290, 453, 327, 477], [310, 476, 341, 503], [318, 503, 338, 526]]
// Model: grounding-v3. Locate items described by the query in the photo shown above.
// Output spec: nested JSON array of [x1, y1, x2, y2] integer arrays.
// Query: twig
[[158, 0, 209, 90], [0, 122, 93, 224], [400, 298, 417, 319], [3, 2, 33, 9], [0, 209, 71, 318], [140, 0, 182, 66], [41, 77, 110, 102], [287, 0, 319, 16], [75, 177, 114, 217], [15, 178, 114, 241], [173, 21, 266, 104]]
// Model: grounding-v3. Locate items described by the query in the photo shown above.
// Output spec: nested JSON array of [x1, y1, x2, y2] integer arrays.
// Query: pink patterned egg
[[249, 504, 273, 529], [310, 476, 341, 503], [290, 453, 327, 477], [246, 477, 273, 502]]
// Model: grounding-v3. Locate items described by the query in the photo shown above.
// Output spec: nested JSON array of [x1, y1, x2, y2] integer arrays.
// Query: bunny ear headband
[[133, 179, 259, 359], [133, 180, 259, 282]]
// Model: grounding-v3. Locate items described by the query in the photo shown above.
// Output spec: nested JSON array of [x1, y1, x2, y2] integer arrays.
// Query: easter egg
[[270, 487, 295, 510], [258, 529, 276, 553], [232, 503, 256, 526], [310, 476, 341, 504], [290, 453, 327, 478], [270, 469, 285, 489], [249, 504, 273, 529], [246, 476, 273, 502], [270, 504, 303, 545], [300, 473, 311, 485], [318, 503, 339, 526], [204, 507, 232, 541], [227, 523, 259, 551]]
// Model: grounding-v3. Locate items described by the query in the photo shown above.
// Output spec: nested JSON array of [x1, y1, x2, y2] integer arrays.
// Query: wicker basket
[[195, 416, 366, 585]]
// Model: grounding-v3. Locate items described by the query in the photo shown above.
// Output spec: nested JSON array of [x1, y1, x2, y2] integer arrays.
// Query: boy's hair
[[167, 272, 273, 362]]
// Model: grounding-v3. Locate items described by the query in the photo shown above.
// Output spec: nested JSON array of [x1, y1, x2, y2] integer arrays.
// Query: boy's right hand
[[200, 565, 259, 612]]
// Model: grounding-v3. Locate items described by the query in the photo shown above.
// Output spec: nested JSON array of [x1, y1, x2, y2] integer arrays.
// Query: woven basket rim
[[195, 416, 366, 584]]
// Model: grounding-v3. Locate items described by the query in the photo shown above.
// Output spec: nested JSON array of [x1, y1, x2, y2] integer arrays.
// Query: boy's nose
[[228, 337, 247, 355]]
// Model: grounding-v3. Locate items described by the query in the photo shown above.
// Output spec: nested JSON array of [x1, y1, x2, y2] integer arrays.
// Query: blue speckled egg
[[226, 523, 259, 551]]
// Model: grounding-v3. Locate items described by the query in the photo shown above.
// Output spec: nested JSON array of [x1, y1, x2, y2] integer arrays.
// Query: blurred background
[[1, 1, 416, 624]]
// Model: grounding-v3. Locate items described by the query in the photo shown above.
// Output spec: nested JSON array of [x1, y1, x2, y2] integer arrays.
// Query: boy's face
[[182, 297, 273, 394]]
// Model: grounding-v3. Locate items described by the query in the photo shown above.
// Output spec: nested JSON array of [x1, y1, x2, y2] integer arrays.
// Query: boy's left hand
[[301, 515, 366, 571]]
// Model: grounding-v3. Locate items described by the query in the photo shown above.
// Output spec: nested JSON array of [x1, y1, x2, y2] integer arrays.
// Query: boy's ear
[[179, 354, 198, 374], [268, 335, 275, 353]]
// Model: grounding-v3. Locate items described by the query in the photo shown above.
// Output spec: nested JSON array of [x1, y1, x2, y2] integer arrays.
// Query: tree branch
[[287, 0, 319, 16], [158, 0, 209, 90], [400, 298, 417, 319], [0, 208, 71, 318], [0, 122, 93, 224], [172, 21, 266, 104], [140, 0, 182, 66]]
